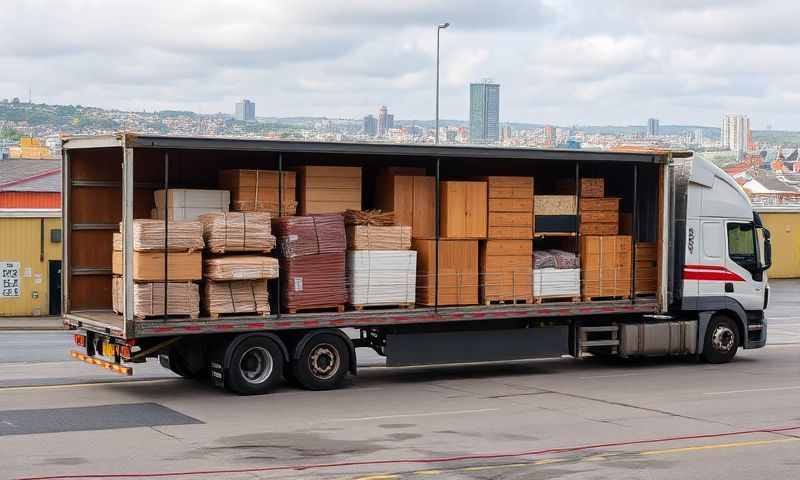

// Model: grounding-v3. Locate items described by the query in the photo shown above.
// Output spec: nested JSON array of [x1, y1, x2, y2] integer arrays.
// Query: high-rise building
[[377, 106, 389, 136], [363, 115, 377, 136], [543, 125, 556, 147], [647, 118, 659, 137], [722, 114, 750, 156], [387, 114, 394, 130], [234, 99, 256, 122], [469, 80, 500, 144], [695, 128, 704, 147]]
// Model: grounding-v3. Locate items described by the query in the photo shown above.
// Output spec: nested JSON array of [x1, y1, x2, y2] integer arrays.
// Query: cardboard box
[[374, 174, 436, 238], [112, 250, 202, 281], [413, 239, 478, 306], [439, 181, 487, 239], [295, 166, 362, 215]]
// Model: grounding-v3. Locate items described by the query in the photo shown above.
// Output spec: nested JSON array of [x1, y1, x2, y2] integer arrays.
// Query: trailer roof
[[61, 133, 690, 164]]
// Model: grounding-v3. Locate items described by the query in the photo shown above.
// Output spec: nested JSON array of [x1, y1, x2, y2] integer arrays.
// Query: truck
[[62, 134, 772, 395]]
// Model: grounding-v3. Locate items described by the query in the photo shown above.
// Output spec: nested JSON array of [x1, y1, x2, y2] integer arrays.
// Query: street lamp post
[[435, 22, 449, 145]]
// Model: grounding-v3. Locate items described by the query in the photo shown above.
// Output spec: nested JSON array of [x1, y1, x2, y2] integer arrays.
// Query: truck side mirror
[[761, 228, 772, 271]]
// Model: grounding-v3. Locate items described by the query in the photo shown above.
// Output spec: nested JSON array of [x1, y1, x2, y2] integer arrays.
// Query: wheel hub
[[309, 344, 339, 380], [711, 325, 735, 352], [239, 346, 274, 384]]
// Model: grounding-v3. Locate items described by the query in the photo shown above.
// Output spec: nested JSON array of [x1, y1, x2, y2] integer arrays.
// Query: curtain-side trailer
[[62, 134, 770, 395]]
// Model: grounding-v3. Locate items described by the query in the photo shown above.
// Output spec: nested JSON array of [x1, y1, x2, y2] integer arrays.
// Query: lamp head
[[439, 22, 450, 29]]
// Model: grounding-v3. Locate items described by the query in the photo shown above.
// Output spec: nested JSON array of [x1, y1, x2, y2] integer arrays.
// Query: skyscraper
[[469, 80, 500, 144], [363, 115, 377, 136], [544, 125, 556, 147], [722, 114, 750, 156], [377, 106, 389, 137], [386, 114, 394, 130], [647, 118, 659, 137], [234, 99, 256, 122]]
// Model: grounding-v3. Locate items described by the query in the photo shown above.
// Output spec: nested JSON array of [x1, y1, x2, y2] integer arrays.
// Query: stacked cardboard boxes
[[580, 235, 632, 300], [295, 166, 362, 215], [219, 169, 297, 215]]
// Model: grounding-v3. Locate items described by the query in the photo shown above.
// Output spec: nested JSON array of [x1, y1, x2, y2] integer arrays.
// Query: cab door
[[724, 221, 764, 311]]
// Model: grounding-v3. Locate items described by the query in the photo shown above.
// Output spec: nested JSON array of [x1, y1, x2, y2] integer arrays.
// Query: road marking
[[413, 470, 443, 475], [0, 378, 177, 392], [332, 408, 500, 422], [640, 437, 800, 456], [703, 385, 800, 396], [354, 475, 398, 480], [579, 372, 647, 379], [461, 463, 526, 472], [534, 458, 568, 465]]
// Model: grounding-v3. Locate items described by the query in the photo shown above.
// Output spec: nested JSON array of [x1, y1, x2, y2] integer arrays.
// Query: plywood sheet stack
[[273, 214, 347, 313], [413, 239, 478, 306], [580, 235, 632, 301], [219, 169, 297, 215], [479, 240, 533, 304], [295, 166, 362, 215], [153, 189, 230, 221], [534, 195, 577, 233], [634, 242, 657, 295], [532, 250, 580, 301], [344, 210, 416, 309], [374, 171, 435, 239], [578, 179, 620, 235], [199, 212, 278, 318], [111, 219, 204, 319]]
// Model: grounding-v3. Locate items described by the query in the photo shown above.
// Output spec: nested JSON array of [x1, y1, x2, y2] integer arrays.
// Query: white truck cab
[[674, 156, 771, 362]]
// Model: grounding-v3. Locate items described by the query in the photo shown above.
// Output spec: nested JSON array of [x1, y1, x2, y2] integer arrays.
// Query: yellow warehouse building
[[757, 208, 800, 279]]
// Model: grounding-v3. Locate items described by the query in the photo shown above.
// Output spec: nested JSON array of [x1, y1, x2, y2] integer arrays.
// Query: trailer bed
[[66, 298, 657, 339]]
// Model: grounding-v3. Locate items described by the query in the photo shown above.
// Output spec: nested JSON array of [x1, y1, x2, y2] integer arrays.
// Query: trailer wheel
[[702, 315, 739, 364], [292, 334, 350, 390], [159, 352, 194, 379], [225, 337, 284, 395]]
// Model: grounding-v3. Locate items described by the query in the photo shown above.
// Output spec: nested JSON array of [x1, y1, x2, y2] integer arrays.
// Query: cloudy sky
[[2, 0, 798, 129]]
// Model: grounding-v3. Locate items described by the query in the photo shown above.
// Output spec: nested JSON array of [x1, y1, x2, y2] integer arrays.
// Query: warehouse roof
[[62, 133, 689, 164], [0, 159, 61, 193]]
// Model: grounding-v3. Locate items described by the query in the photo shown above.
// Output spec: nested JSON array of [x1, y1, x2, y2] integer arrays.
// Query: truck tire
[[225, 337, 284, 395], [159, 352, 194, 379], [702, 315, 739, 364], [292, 333, 350, 390]]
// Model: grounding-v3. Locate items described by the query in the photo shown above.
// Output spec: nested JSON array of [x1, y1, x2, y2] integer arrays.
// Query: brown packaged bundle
[[204, 256, 279, 281], [343, 209, 396, 226], [199, 212, 276, 254], [124, 219, 204, 252], [113, 277, 199, 319], [203, 280, 269, 317], [281, 252, 347, 312], [272, 214, 346, 258], [219, 169, 298, 215], [346, 225, 411, 250]]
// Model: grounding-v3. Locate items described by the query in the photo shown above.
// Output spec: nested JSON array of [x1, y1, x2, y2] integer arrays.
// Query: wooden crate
[[481, 176, 533, 239], [580, 235, 632, 299], [579, 196, 619, 236], [439, 181, 487, 239], [218, 169, 297, 215], [374, 174, 436, 238], [295, 165, 362, 215], [479, 240, 533, 304], [112, 251, 202, 281], [413, 239, 478, 306], [580, 178, 604, 198]]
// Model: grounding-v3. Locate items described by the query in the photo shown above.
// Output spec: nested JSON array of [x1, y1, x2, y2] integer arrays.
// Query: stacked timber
[[414, 239, 478, 306], [635, 242, 657, 296], [579, 198, 620, 236], [273, 214, 347, 313], [580, 235, 632, 301], [295, 166, 362, 215], [534, 195, 577, 234], [344, 209, 416, 309], [374, 172, 435, 238], [484, 176, 534, 239], [218, 169, 297, 215], [111, 220, 204, 319], [479, 240, 533, 304], [153, 189, 230, 221], [199, 212, 278, 318]]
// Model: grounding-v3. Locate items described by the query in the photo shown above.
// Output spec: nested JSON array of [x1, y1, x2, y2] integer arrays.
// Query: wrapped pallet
[[199, 212, 276, 254], [347, 251, 417, 308], [533, 250, 580, 301], [295, 165, 362, 215], [204, 256, 279, 281], [346, 225, 411, 250], [219, 169, 297, 215], [154, 189, 230, 221], [281, 252, 347, 313], [272, 214, 346, 258], [112, 277, 199, 319], [203, 280, 269, 318], [124, 220, 204, 252], [112, 250, 202, 281]]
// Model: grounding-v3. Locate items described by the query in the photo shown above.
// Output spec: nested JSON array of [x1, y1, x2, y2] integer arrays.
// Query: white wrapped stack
[[347, 251, 417, 308], [154, 189, 230, 221], [533, 269, 580, 298]]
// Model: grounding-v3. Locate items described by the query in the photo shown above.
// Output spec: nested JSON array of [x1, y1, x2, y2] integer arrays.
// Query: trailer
[[62, 134, 770, 395]]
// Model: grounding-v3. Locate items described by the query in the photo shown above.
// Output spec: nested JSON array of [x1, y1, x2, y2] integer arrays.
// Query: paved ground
[[0, 280, 799, 479]]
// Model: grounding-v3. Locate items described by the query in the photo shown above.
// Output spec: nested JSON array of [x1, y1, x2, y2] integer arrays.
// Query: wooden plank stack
[[580, 235, 632, 301], [218, 169, 297, 215], [274, 214, 347, 313], [580, 198, 620, 235], [199, 212, 278, 318], [635, 242, 657, 295], [534, 195, 577, 233], [374, 172, 435, 239], [414, 239, 478, 306], [295, 166, 362, 215], [480, 240, 533, 304], [113, 277, 200, 320], [154, 189, 230, 221]]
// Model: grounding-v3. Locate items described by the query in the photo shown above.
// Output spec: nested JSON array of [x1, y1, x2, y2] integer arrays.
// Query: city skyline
[[2, 1, 799, 129]]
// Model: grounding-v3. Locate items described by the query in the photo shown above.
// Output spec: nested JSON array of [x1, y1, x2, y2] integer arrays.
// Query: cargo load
[[483, 176, 534, 239], [218, 169, 297, 215], [374, 173, 436, 238], [154, 189, 230, 221], [414, 239, 478, 306], [112, 277, 199, 319], [479, 240, 533, 304], [281, 252, 347, 313], [295, 166, 362, 215], [203, 280, 269, 318], [199, 212, 276, 254], [272, 214, 346, 258], [204, 256, 280, 281], [122, 220, 204, 252], [347, 250, 417, 308], [112, 250, 202, 281]]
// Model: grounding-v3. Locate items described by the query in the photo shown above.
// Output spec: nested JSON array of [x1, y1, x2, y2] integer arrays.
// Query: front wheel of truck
[[702, 315, 739, 364]]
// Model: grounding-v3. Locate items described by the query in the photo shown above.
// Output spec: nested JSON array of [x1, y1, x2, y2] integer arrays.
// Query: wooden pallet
[[350, 303, 415, 311], [285, 304, 346, 315], [534, 295, 580, 304], [483, 297, 534, 306], [208, 311, 269, 319], [582, 295, 630, 302]]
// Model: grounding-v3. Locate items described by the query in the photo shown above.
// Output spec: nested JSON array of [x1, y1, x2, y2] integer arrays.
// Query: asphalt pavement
[[0, 280, 799, 479]]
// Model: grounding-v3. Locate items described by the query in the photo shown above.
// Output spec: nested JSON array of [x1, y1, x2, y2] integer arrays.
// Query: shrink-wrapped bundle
[[281, 253, 347, 312], [126, 219, 204, 252], [199, 212, 276, 254], [204, 256, 279, 281], [272, 214, 346, 258], [113, 277, 199, 319], [347, 251, 416, 307], [346, 225, 411, 250], [203, 280, 269, 317]]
